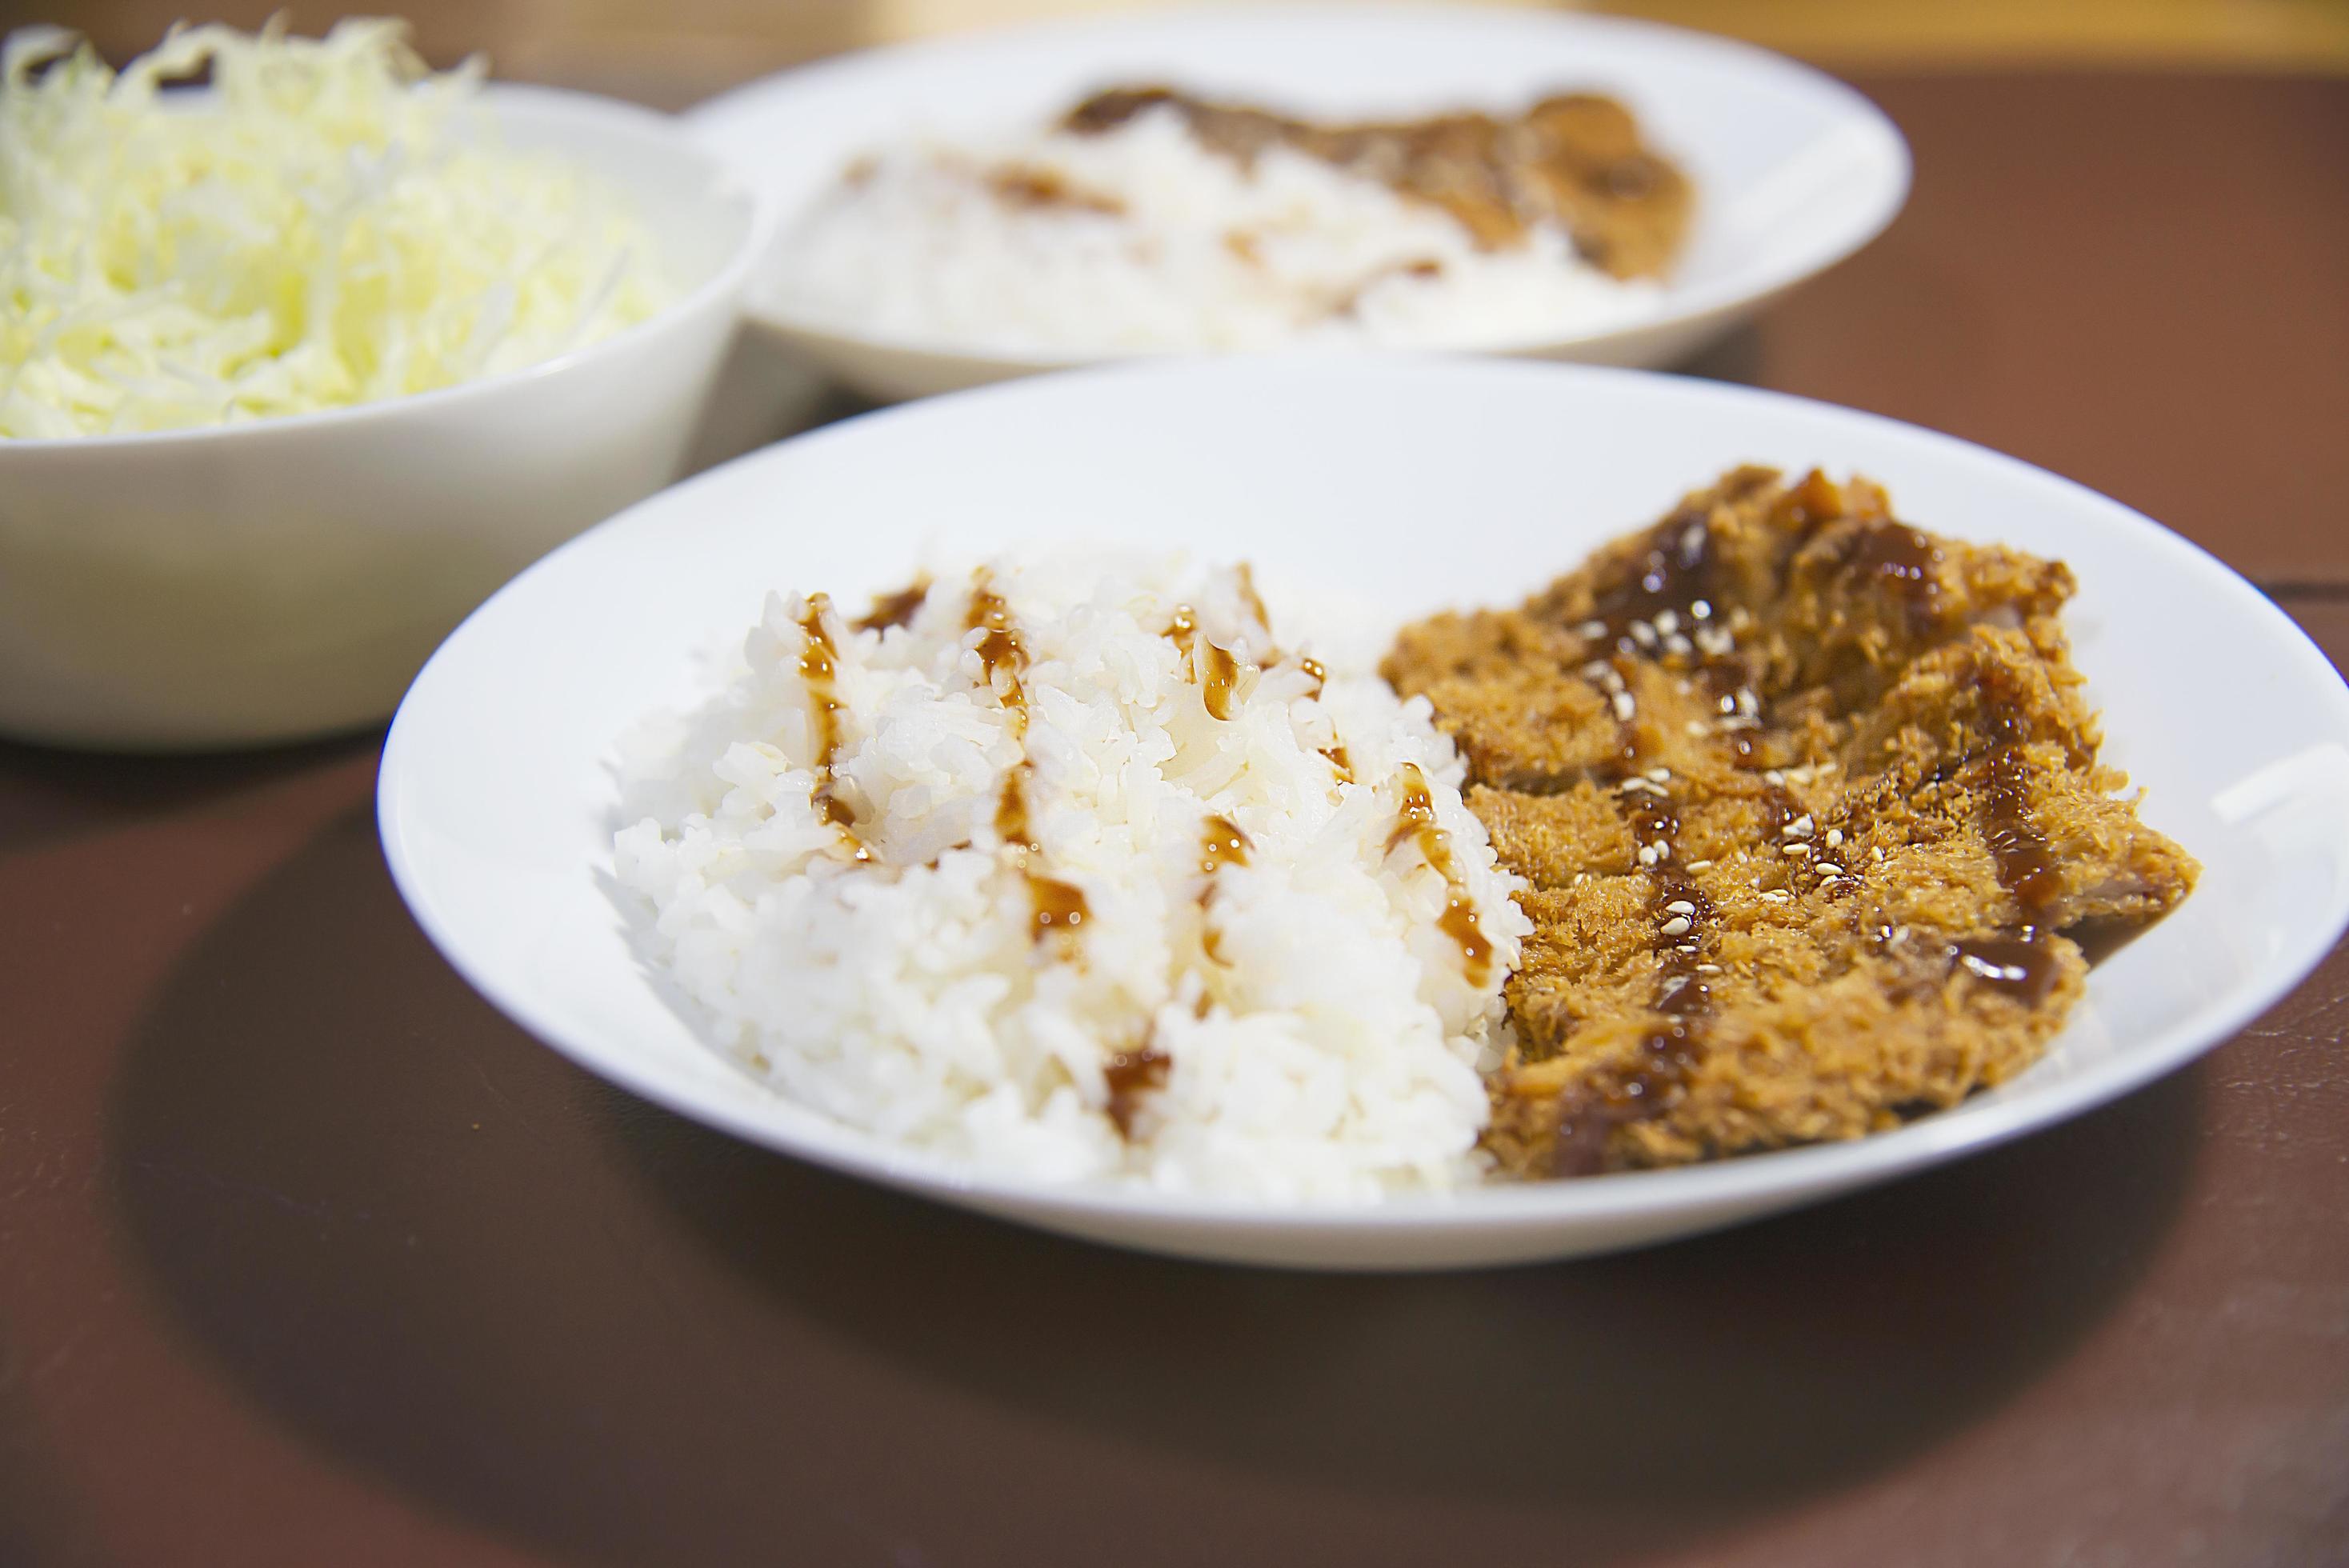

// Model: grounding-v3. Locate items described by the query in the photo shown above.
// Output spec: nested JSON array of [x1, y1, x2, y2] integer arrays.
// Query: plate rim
[[680, 2, 1913, 367], [379, 354, 2349, 1245]]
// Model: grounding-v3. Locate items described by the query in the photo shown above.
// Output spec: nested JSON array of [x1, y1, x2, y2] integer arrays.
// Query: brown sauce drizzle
[[1841, 518, 1943, 629], [1166, 603, 1246, 719], [1299, 655, 1328, 699], [1387, 764, 1495, 986], [853, 578, 929, 634], [1234, 563, 1273, 638], [986, 164, 1124, 216], [1911, 660, 2067, 1008], [1199, 814, 1253, 874], [1587, 503, 1722, 644], [1321, 742, 1355, 783], [1165, 604, 1198, 658], [995, 767, 1089, 946], [994, 765, 1033, 847], [1195, 815, 1253, 966], [1549, 780, 1715, 1175], [796, 596, 869, 859], [967, 573, 1027, 724], [967, 580, 1084, 946], [1102, 1045, 1170, 1138], [1754, 782, 1801, 835], [1200, 640, 1242, 720], [1770, 468, 1847, 538], [1976, 666, 2062, 917], [1948, 932, 2061, 1006], [1030, 877, 1090, 938]]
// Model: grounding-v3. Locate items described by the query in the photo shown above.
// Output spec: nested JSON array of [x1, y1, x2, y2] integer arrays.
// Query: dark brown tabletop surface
[[5, 72, 2347, 1567]]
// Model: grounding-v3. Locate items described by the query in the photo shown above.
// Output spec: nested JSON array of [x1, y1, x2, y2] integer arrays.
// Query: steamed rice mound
[[614, 550, 1529, 1201]]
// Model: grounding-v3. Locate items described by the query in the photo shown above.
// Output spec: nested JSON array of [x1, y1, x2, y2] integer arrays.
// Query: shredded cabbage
[[0, 18, 671, 438]]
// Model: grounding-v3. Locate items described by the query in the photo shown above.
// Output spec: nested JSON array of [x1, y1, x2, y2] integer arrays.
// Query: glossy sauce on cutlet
[[1548, 778, 1714, 1175], [1588, 504, 1721, 642], [1932, 662, 2064, 1002], [1841, 519, 1943, 629], [1978, 676, 2063, 914], [1948, 934, 2061, 1005]]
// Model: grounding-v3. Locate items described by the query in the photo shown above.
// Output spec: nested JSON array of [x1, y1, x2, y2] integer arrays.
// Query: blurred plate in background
[[686, 6, 1910, 400]]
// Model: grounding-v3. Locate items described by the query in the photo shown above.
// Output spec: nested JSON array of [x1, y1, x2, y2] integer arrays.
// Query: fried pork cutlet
[[1063, 86, 1692, 280], [1383, 466, 2198, 1177]]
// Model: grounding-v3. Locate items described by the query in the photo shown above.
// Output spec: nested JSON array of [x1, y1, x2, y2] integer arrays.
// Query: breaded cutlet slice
[[1384, 466, 2197, 1176]]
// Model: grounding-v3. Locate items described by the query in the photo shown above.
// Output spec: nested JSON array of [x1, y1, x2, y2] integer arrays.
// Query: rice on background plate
[[613, 549, 1530, 1202], [775, 104, 1667, 356]]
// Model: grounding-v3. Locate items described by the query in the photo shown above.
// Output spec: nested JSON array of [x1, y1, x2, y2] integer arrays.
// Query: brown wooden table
[[4, 73, 2345, 1566]]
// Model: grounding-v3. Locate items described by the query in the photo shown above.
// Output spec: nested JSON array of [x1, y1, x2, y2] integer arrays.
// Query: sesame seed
[[1781, 814, 1815, 838], [1686, 719, 1711, 736], [1654, 610, 1679, 636], [1696, 962, 1723, 974], [1647, 766, 1671, 782], [1664, 899, 1696, 915], [1691, 599, 1712, 621], [1679, 942, 1699, 953], [1783, 843, 1811, 855], [1582, 660, 1610, 680], [1814, 862, 1845, 876], [1611, 691, 1635, 722], [1630, 620, 1658, 649], [1579, 620, 1607, 639], [1894, 925, 1911, 942], [1871, 846, 1885, 862], [1636, 845, 1659, 867], [1738, 690, 1760, 715], [1663, 633, 1695, 657], [1659, 916, 1691, 936], [1763, 769, 1786, 786], [1825, 827, 1844, 848], [1652, 838, 1671, 858], [1761, 890, 1790, 902], [1683, 859, 1713, 871]]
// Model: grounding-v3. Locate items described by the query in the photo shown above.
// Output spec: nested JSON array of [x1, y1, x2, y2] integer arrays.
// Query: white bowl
[[686, 6, 1909, 401], [0, 84, 774, 751], [379, 358, 2349, 1270]]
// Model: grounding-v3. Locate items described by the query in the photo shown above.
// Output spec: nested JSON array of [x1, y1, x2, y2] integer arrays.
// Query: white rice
[[773, 106, 1666, 355], [613, 549, 1530, 1202]]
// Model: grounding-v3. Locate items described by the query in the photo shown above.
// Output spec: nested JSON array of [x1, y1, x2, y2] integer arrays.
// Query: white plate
[[380, 358, 2349, 1270], [683, 6, 1909, 400]]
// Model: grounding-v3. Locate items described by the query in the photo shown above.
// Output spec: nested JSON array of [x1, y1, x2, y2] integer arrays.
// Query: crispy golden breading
[[1384, 466, 2198, 1177]]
